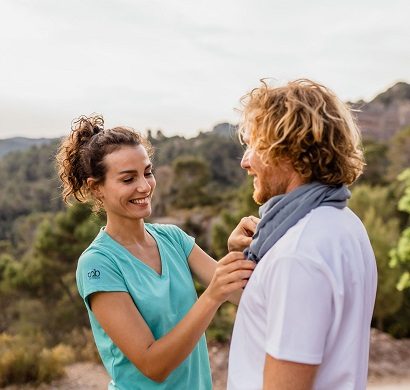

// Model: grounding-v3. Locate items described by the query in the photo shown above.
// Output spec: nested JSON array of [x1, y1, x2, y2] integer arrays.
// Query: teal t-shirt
[[76, 223, 212, 390]]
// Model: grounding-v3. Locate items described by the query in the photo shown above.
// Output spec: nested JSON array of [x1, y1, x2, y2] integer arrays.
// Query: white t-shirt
[[228, 206, 377, 390]]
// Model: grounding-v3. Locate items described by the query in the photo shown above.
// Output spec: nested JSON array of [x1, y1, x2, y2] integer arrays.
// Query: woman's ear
[[87, 178, 103, 200]]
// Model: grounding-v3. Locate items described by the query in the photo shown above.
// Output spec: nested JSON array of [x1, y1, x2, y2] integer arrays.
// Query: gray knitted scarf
[[244, 182, 351, 263]]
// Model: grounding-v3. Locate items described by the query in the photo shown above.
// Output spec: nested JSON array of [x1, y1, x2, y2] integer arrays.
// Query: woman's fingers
[[213, 258, 255, 284], [227, 215, 260, 252], [240, 216, 259, 235], [219, 269, 254, 284], [206, 250, 256, 303], [218, 251, 247, 265]]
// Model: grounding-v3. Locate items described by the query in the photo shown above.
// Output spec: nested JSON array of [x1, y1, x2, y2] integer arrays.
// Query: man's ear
[[87, 178, 103, 200], [276, 157, 294, 172]]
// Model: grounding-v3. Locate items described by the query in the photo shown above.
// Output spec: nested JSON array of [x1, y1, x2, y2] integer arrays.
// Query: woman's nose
[[137, 178, 151, 193]]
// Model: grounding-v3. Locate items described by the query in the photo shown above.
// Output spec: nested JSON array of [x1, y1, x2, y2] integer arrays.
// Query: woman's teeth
[[130, 197, 149, 205]]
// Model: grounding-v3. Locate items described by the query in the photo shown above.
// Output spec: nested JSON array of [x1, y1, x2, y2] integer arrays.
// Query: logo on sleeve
[[87, 269, 101, 279]]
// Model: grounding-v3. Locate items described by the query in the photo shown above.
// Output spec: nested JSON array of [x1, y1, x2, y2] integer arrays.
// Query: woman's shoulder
[[146, 223, 194, 252], [78, 231, 117, 268], [146, 222, 183, 236]]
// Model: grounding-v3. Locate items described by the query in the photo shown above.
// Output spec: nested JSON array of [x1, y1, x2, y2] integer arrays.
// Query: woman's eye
[[145, 171, 154, 177], [123, 178, 133, 183]]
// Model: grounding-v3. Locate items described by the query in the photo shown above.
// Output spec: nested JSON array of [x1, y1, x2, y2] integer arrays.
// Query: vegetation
[[390, 169, 410, 291], [349, 185, 402, 330], [0, 118, 409, 385], [0, 333, 72, 386]]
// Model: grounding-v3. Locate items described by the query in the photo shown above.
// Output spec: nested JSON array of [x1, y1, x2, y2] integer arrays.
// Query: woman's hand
[[202, 251, 255, 305], [228, 216, 260, 252]]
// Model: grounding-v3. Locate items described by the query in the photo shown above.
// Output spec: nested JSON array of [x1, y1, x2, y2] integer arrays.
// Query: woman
[[56, 115, 257, 390]]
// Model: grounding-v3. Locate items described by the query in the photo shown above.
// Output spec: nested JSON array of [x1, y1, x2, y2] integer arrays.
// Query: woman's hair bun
[[69, 114, 104, 150]]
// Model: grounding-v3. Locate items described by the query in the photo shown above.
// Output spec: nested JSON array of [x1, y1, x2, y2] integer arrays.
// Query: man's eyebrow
[[118, 164, 152, 175]]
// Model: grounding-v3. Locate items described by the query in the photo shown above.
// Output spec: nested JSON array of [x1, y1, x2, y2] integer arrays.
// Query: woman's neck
[[104, 215, 150, 246]]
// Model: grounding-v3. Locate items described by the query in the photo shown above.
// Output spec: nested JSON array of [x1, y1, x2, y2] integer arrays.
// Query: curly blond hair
[[239, 79, 365, 186]]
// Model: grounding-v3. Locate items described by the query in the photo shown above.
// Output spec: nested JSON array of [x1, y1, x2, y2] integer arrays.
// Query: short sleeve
[[76, 250, 128, 311], [151, 224, 195, 258], [262, 255, 333, 364], [171, 225, 195, 257]]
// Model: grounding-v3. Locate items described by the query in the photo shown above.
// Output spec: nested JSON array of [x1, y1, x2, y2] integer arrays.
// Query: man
[[227, 79, 377, 390]]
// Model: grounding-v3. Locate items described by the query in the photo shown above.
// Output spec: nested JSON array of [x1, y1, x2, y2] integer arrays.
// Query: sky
[[0, 0, 409, 139]]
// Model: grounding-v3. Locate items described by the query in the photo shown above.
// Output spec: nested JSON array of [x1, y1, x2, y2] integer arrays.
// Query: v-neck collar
[[100, 225, 168, 279]]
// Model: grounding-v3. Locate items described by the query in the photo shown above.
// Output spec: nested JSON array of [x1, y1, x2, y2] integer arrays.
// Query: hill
[[0, 140, 64, 241], [354, 82, 410, 141], [0, 137, 56, 158], [2, 81, 409, 151], [0, 128, 245, 242]]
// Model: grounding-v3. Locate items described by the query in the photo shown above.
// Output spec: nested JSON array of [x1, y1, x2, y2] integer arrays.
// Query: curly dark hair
[[56, 114, 152, 206]]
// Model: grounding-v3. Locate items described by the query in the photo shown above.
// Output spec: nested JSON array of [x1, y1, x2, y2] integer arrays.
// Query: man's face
[[240, 130, 294, 204]]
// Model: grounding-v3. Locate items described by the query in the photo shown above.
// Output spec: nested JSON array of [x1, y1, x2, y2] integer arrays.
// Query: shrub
[[206, 303, 237, 343], [63, 327, 101, 363], [0, 333, 72, 386]]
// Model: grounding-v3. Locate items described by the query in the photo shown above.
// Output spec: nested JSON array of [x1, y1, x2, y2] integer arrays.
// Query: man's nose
[[241, 149, 251, 170]]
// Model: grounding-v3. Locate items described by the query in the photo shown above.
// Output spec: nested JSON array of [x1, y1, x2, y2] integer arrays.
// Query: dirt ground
[[3, 329, 410, 389]]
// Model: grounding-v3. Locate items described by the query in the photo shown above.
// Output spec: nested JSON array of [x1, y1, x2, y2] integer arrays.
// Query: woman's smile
[[129, 196, 151, 205]]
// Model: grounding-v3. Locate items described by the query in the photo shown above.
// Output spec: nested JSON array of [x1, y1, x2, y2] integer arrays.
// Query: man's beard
[[253, 177, 288, 205]]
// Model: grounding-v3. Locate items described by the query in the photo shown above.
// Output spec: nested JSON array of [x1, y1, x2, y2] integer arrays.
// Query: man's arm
[[263, 354, 318, 390]]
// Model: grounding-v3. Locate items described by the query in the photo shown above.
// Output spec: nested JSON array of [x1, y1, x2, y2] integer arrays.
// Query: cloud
[[0, 0, 409, 138]]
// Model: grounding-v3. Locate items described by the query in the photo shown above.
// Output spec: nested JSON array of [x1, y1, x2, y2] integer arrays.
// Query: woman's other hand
[[228, 216, 260, 252]]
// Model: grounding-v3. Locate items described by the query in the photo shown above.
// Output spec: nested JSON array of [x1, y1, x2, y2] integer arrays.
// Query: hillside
[[354, 82, 410, 140], [0, 128, 245, 242], [0, 140, 64, 241], [0, 137, 55, 158]]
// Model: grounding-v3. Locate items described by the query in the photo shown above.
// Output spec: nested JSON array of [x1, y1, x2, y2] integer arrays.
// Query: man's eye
[[145, 171, 153, 177]]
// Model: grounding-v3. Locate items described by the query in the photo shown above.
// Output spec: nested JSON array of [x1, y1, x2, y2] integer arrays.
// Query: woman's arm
[[188, 216, 259, 305], [90, 251, 254, 383], [187, 244, 245, 305]]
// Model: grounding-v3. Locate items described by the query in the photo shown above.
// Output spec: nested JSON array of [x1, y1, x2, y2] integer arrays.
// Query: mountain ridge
[[1, 81, 409, 155], [0, 137, 56, 158]]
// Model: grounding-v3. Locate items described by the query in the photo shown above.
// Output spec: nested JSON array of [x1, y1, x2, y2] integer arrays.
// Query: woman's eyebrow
[[118, 164, 152, 175], [118, 169, 137, 175]]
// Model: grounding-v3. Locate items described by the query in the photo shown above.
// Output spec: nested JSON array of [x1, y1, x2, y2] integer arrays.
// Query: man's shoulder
[[264, 206, 370, 264], [294, 206, 365, 240]]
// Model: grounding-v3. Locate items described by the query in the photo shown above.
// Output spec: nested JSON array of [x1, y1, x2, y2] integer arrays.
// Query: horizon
[[1, 0, 409, 139], [1, 79, 408, 141]]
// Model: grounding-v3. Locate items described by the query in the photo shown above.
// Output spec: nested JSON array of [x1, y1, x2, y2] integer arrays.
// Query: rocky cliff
[[353, 82, 410, 141]]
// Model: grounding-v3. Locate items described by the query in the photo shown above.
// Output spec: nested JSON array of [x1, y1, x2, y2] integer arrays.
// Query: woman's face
[[95, 144, 156, 221]]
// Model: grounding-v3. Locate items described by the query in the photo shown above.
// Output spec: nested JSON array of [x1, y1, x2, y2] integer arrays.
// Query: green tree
[[0, 141, 63, 241], [350, 185, 402, 330], [1, 203, 103, 344], [359, 139, 389, 185], [170, 156, 214, 209], [387, 126, 410, 181], [211, 177, 258, 258], [390, 169, 410, 290]]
